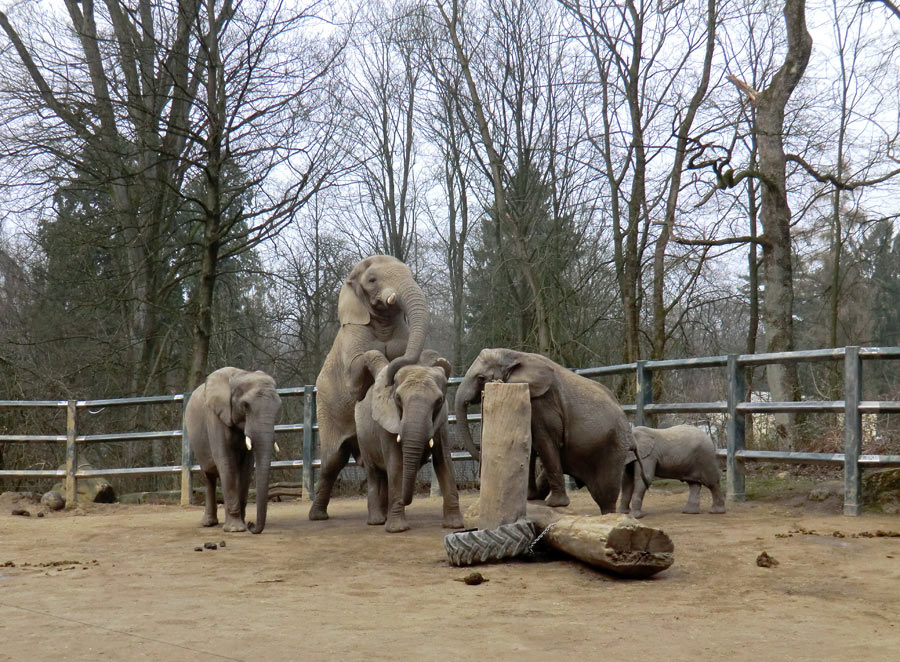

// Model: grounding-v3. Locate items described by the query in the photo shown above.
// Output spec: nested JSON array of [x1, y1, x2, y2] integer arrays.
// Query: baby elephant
[[619, 425, 725, 519], [355, 350, 464, 533]]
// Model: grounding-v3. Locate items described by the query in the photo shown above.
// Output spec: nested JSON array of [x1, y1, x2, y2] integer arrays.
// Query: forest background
[[2, 0, 900, 481]]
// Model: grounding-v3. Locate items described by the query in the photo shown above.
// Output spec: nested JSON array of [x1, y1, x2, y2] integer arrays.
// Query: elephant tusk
[[397, 434, 402, 444], [386, 292, 397, 305], [274, 442, 280, 454], [429, 438, 434, 448], [245, 435, 253, 450]]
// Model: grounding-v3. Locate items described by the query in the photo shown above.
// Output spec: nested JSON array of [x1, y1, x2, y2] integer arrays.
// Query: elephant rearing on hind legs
[[309, 255, 429, 521], [455, 348, 643, 514]]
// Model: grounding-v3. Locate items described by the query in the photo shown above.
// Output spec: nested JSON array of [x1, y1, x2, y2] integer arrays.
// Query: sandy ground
[[2, 485, 900, 662]]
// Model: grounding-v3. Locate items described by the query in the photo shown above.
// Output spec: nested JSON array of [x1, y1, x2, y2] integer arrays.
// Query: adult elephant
[[309, 255, 429, 521], [185, 367, 282, 533], [454, 348, 639, 513]]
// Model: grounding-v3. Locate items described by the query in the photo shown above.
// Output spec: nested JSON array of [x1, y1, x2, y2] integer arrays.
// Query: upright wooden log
[[528, 503, 674, 578], [478, 382, 532, 531]]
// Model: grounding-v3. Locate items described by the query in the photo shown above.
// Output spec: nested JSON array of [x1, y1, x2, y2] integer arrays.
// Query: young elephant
[[185, 367, 282, 533], [354, 350, 464, 533], [619, 424, 726, 519]]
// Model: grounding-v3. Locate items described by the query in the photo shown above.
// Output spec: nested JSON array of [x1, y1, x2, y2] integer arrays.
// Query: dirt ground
[[2, 483, 900, 662]]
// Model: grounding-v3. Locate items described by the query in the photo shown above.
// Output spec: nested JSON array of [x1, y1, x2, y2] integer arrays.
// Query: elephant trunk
[[400, 407, 431, 506], [385, 278, 429, 385], [453, 375, 482, 463], [247, 432, 274, 534]]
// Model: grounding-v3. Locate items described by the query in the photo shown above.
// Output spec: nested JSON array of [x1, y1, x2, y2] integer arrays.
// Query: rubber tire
[[444, 519, 536, 567]]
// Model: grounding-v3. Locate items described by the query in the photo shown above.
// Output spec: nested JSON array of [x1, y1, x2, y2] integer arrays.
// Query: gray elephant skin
[[310, 255, 429, 521], [618, 424, 726, 518], [454, 348, 636, 513], [185, 367, 282, 533], [354, 350, 464, 532]]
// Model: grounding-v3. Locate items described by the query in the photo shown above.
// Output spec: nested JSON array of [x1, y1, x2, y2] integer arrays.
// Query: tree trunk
[[755, 0, 812, 449], [527, 504, 674, 578]]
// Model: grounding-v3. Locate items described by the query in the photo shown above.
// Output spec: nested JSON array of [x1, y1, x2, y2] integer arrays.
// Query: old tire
[[444, 519, 536, 567]]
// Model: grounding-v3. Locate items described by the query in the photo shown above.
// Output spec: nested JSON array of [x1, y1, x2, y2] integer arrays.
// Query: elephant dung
[[527, 503, 674, 578], [477, 383, 532, 531]]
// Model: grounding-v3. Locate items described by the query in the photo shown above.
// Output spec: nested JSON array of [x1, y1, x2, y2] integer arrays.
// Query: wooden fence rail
[[2, 346, 900, 515]]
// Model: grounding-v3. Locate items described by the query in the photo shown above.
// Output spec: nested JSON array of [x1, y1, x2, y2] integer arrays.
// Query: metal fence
[[2, 346, 900, 515]]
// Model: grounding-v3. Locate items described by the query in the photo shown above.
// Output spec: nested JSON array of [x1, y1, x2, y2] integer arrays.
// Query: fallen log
[[527, 503, 674, 578]]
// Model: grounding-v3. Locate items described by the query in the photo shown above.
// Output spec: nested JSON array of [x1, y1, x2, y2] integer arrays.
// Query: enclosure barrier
[[2, 346, 900, 515]]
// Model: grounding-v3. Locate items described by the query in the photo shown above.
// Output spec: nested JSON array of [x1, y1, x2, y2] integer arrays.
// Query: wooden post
[[635, 361, 653, 428], [65, 400, 78, 507], [180, 392, 192, 506], [843, 346, 862, 516], [478, 382, 531, 530], [302, 385, 316, 501], [726, 354, 746, 502]]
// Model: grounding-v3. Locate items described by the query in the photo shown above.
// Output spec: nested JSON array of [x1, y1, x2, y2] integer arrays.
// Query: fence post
[[726, 355, 746, 502], [65, 400, 78, 507], [302, 385, 316, 501], [635, 361, 653, 428], [843, 346, 862, 516], [180, 392, 192, 507]]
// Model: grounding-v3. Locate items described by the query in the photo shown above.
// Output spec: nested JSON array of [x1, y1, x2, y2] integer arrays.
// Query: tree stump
[[477, 382, 532, 531], [528, 503, 674, 578]]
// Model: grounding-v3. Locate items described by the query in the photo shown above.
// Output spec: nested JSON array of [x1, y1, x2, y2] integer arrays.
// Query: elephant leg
[[384, 443, 408, 533], [201, 471, 219, 527], [220, 463, 247, 532], [527, 451, 544, 500], [238, 449, 253, 523], [532, 426, 568, 507], [366, 466, 387, 525], [683, 482, 702, 514], [617, 462, 635, 514], [208, 437, 246, 532], [708, 480, 726, 514], [433, 431, 463, 529], [309, 439, 353, 521]]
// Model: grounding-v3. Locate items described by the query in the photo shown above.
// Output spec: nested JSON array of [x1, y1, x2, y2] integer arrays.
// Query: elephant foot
[[308, 505, 330, 521], [201, 514, 219, 527], [631, 509, 646, 519], [385, 518, 409, 533], [709, 505, 727, 514], [682, 505, 701, 514], [223, 518, 247, 532], [367, 515, 387, 525], [442, 511, 464, 529], [616, 505, 630, 514], [545, 491, 570, 508]]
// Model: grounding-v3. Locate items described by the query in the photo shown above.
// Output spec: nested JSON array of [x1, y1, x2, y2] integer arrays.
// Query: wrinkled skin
[[619, 425, 726, 519], [310, 256, 429, 521], [354, 351, 464, 533], [454, 348, 639, 513], [185, 368, 282, 533]]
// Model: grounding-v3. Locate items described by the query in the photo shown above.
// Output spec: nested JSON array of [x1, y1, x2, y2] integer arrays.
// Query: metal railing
[[2, 346, 900, 515]]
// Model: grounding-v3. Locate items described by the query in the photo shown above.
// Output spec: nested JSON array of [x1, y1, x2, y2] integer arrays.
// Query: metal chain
[[528, 521, 558, 554]]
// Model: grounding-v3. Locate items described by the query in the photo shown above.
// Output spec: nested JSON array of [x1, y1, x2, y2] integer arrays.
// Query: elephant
[[354, 350, 464, 532], [309, 255, 429, 521], [185, 367, 282, 533], [454, 348, 640, 513], [618, 424, 726, 518]]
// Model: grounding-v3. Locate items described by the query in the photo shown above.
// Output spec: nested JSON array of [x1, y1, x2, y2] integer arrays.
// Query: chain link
[[528, 521, 558, 554]]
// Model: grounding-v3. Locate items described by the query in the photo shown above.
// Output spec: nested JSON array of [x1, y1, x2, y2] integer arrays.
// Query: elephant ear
[[420, 350, 452, 380], [371, 365, 401, 434], [205, 367, 243, 426], [506, 353, 555, 398], [337, 261, 371, 326]]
